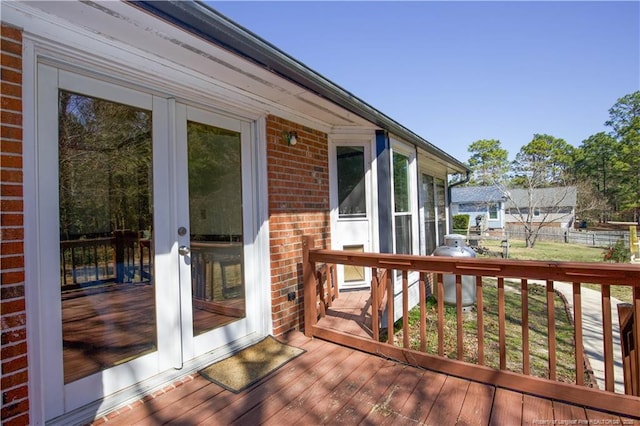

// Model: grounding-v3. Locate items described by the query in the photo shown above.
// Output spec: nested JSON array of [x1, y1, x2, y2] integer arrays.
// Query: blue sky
[[209, 1, 640, 164]]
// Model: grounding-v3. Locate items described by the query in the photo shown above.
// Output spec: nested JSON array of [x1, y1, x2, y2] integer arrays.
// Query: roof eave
[[130, 0, 469, 174]]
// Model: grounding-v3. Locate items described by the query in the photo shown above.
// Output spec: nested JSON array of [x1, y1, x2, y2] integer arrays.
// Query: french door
[[37, 65, 259, 420]]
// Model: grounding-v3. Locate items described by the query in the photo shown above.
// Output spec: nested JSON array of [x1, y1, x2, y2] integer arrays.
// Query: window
[[393, 152, 412, 255], [488, 203, 499, 219], [435, 178, 446, 246], [337, 146, 366, 217], [421, 174, 436, 255]]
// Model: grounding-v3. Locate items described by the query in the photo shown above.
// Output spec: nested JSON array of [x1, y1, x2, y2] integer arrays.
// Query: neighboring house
[[450, 185, 578, 231], [450, 185, 506, 230], [505, 186, 577, 229], [0, 2, 468, 424]]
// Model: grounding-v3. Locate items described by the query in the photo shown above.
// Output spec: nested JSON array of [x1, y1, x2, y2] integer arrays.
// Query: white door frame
[[33, 64, 267, 420], [328, 135, 375, 289]]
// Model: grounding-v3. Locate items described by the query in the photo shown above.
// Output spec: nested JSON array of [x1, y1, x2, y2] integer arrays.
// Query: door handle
[[178, 245, 190, 256]]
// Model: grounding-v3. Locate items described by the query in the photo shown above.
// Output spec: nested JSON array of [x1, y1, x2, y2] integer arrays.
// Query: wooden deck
[[93, 331, 637, 425]]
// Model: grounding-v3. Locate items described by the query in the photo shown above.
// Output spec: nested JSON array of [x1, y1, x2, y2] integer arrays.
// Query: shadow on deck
[[93, 331, 636, 425]]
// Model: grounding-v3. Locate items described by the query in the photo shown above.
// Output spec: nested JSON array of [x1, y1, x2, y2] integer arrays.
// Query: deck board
[[94, 331, 639, 426]]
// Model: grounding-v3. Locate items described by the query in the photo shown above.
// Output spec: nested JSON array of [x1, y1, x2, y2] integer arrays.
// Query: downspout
[[447, 170, 471, 233]]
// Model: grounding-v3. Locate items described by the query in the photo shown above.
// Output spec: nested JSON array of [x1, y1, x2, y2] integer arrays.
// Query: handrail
[[302, 235, 640, 418]]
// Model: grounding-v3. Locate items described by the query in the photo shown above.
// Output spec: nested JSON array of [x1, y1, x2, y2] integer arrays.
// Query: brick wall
[[1, 24, 29, 425], [266, 115, 330, 336]]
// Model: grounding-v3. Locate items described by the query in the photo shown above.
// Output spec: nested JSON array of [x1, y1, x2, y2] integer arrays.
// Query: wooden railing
[[60, 232, 152, 288], [618, 303, 639, 396], [302, 235, 640, 418]]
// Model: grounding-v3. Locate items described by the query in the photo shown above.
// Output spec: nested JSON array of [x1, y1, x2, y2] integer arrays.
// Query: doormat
[[198, 335, 305, 393]]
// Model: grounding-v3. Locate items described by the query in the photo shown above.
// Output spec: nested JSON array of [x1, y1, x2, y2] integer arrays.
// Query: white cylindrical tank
[[432, 234, 477, 306]]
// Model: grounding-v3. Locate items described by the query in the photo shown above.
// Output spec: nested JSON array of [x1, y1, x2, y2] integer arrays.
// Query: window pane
[[393, 152, 410, 213], [337, 146, 366, 217], [395, 215, 412, 255], [343, 245, 365, 282], [187, 121, 246, 336], [421, 174, 437, 254], [489, 203, 498, 219], [58, 91, 155, 384], [435, 178, 446, 244]]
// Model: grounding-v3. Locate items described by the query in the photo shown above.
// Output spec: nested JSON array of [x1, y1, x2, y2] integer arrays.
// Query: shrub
[[603, 239, 630, 263], [452, 214, 470, 233]]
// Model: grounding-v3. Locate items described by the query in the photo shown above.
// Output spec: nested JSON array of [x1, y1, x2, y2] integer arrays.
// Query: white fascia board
[[4, 1, 367, 133]]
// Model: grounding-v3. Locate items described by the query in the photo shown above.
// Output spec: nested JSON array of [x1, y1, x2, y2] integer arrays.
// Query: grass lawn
[[480, 239, 633, 302]]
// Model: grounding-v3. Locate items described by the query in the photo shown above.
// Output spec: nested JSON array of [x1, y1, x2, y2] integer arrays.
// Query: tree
[[466, 139, 509, 185], [511, 134, 574, 187], [605, 91, 640, 221], [574, 132, 620, 221], [505, 134, 576, 248]]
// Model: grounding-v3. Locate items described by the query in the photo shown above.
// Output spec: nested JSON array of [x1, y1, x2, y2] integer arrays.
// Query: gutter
[[130, 0, 469, 174]]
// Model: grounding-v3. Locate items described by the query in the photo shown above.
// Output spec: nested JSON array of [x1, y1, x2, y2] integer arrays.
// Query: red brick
[[1, 169, 23, 183], [0, 299, 25, 316], [0, 68, 21, 84], [0, 96, 22, 112], [1, 125, 22, 141], [0, 312, 26, 330], [1, 399, 29, 423], [0, 271, 25, 285], [0, 154, 22, 168], [0, 284, 24, 300], [0, 369, 27, 390], [0, 53, 21, 71], [0, 140, 22, 154], [2, 384, 28, 404], [1, 328, 26, 346], [1, 243, 25, 257], [0, 199, 23, 212], [0, 213, 23, 227], [0, 184, 23, 198], [1, 25, 23, 41], [2, 412, 30, 426], [0, 341, 26, 360], [1, 82, 21, 98], [0, 227, 24, 240], [0, 255, 24, 269], [1, 110, 22, 126], [0, 38, 21, 57], [2, 355, 27, 374]]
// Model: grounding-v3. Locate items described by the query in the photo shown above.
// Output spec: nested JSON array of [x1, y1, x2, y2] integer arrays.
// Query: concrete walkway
[[551, 282, 625, 394]]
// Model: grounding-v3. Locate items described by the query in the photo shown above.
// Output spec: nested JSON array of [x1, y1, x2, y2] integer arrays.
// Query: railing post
[[303, 235, 317, 338]]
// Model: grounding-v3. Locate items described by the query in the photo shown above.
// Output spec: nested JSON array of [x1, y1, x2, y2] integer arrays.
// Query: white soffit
[[15, 1, 374, 131]]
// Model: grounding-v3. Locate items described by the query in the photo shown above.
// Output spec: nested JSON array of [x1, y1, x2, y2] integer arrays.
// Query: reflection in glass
[[343, 245, 365, 283], [337, 146, 366, 217], [436, 178, 446, 245], [422, 174, 437, 255], [58, 91, 155, 384], [187, 121, 246, 336]]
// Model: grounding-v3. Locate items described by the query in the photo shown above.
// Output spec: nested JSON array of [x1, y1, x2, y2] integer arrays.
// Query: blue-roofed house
[[450, 185, 506, 231]]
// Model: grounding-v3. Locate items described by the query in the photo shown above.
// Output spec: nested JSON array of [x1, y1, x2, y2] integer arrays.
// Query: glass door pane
[[58, 91, 156, 384], [187, 121, 246, 336]]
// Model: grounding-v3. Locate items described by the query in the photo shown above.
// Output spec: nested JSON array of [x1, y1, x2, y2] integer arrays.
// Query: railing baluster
[[71, 246, 78, 284], [632, 286, 640, 396], [437, 273, 444, 357], [547, 280, 557, 381], [573, 282, 584, 386], [476, 275, 484, 365], [402, 270, 409, 348], [521, 278, 530, 375], [302, 235, 317, 337], [601, 284, 614, 392], [387, 269, 394, 345], [419, 272, 427, 352], [498, 277, 506, 369], [456, 274, 463, 360], [372, 267, 379, 342]]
